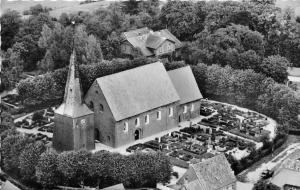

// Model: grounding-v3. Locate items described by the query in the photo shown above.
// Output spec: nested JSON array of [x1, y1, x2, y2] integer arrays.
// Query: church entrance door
[[95, 128, 100, 141], [134, 129, 140, 140]]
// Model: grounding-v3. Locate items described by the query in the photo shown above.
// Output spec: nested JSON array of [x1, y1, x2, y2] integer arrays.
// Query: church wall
[[177, 100, 201, 123], [84, 81, 116, 147], [53, 114, 75, 151], [114, 102, 179, 148]]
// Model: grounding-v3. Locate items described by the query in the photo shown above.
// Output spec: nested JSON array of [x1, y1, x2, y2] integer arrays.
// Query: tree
[[57, 150, 92, 187], [159, 1, 202, 40], [19, 141, 46, 182], [252, 180, 280, 190], [29, 4, 52, 16], [0, 10, 22, 51], [1, 133, 33, 172], [259, 55, 290, 83], [14, 13, 54, 71], [36, 151, 61, 188]]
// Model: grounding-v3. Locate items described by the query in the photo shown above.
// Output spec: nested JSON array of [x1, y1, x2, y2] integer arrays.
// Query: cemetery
[[125, 101, 275, 169]]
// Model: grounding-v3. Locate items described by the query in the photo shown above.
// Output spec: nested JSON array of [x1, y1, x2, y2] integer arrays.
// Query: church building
[[53, 52, 203, 151]]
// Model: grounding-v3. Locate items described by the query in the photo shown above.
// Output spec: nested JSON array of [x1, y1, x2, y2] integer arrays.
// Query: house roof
[[155, 29, 182, 49], [1, 181, 20, 190], [96, 62, 180, 121], [122, 28, 181, 56], [55, 51, 93, 118], [126, 36, 154, 56], [186, 154, 236, 190], [122, 27, 150, 39], [145, 34, 168, 49], [271, 169, 300, 188], [100, 183, 125, 190], [168, 66, 203, 104], [288, 67, 300, 77]]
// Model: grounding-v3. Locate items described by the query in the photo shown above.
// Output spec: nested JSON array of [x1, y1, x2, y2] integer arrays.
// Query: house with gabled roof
[[177, 154, 237, 190], [121, 27, 182, 57], [54, 53, 203, 150]]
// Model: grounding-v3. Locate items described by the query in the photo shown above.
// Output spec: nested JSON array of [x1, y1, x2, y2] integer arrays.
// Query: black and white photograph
[[0, 0, 300, 189]]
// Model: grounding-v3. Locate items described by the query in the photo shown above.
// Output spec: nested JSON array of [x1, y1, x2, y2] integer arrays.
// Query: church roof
[[55, 51, 93, 118], [168, 66, 203, 104], [184, 154, 236, 190], [96, 62, 180, 121], [100, 183, 125, 190]]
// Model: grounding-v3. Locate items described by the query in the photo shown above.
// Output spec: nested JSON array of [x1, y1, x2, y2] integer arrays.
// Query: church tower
[[53, 50, 95, 151]]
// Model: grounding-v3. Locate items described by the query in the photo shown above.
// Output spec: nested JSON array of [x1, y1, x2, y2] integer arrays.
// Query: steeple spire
[[62, 50, 84, 114]]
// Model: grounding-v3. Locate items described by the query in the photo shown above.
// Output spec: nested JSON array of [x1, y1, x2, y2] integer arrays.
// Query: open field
[[276, 0, 300, 16], [2, 0, 300, 17], [1, 0, 111, 18]]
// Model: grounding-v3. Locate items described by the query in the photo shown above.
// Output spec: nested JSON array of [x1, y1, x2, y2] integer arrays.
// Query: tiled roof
[[145, 34, 168, 49], [55, 51, 93, 118], [187, 154, 236, 190], [288, 67, 300, 77], [168, 66, 203, 104], [122, 27, 150, 39], [271, 169, 300, 188], [122, 28, 181, 56], [126, 36, 154, 56], [155, 29, 182, 49], [96, 62, 180, 121]]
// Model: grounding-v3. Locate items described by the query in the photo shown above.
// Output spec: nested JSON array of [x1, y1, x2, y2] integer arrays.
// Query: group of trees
[[0, 129, 172, 189]]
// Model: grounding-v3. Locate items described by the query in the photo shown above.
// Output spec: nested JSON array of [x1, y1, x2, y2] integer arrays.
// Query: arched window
[[191, 104, 194, 112], [145, 115, 149, 124], [157, 111, 161, 120], [183, 105, 188, 113], [135, 118, 140, 127], [99, 104, 104, 112], [169, 107, 173, 117], [123, 122, 128, 133]]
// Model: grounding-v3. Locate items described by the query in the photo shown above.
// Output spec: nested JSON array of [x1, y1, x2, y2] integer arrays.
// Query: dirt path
[[238, 135, 300, 182]]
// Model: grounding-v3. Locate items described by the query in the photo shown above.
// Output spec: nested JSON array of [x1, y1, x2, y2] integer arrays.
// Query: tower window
[[99, 104, 104, 112], [145, 115, 149, 124], [123, 122, 128, 133], [90, 101, 94, 111], [169, 107, 173, 117], [135, 118, 140, 127], [157, 111, 161, 120], [183, 105, 187, 113], [107, 136, 111, 141]]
